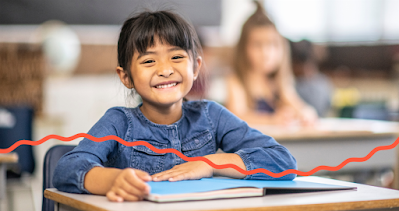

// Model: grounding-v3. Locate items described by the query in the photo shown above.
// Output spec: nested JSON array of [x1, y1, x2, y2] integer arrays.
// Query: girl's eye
[[143, 60, 155, 64], [172, 55, 184, 60]]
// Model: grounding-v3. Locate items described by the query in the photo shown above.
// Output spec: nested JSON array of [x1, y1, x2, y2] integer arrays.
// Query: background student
[[225, 2, 317, 126], [290, 39, 333, 117], [53, 10, 297, 202]]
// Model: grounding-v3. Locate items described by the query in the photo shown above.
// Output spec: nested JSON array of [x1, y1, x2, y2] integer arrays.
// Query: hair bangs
[[132, 11, 193, 56]]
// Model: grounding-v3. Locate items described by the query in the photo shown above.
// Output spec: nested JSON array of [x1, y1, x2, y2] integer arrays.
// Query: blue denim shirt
[[53, 100, 297, 193]]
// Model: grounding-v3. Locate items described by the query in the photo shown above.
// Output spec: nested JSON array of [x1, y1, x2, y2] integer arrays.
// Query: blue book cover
[[145, 178, 356, 202]]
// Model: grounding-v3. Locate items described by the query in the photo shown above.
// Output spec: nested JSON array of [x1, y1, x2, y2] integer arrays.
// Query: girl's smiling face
[[120, 38, 201, 109]]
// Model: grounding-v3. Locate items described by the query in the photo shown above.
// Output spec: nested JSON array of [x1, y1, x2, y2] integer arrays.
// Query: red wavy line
[[1, 134, 398, 177]]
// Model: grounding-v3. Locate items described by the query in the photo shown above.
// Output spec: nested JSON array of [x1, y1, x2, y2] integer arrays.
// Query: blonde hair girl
[[226, 1, 317, 126]]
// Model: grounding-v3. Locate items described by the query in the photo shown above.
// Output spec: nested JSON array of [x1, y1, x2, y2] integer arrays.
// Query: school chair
[[42, 145, 76, 211], [0, 106, 35, 177], [353, 103, 389, 121]]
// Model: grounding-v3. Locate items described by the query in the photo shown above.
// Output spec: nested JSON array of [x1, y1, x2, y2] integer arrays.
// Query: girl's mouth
[[155, 82, 178, 89]]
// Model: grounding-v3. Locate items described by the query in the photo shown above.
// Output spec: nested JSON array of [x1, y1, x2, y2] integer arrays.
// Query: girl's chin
[[145, 98, 184, 107]]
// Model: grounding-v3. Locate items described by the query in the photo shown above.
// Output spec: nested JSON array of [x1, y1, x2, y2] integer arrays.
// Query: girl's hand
[[299, 106, 318, 127], [151, 161, 213, 182], [106, 168, 152, 202], [274, 105, 318, 127], [273, 106, 298, 126]]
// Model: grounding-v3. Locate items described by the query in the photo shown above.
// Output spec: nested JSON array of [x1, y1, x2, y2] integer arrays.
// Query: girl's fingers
[[152, 169, 174, 181], [169, 172, 192, 181], [114, 188, 142, 201], [106, 191, 123, 202], [152, 174, 170, 181], [124, 171, 150, 194], [135, 169, 152, 181], [152, 168, 174, 178], [153, 170, 181, 181], [120, 179, 148, 197]]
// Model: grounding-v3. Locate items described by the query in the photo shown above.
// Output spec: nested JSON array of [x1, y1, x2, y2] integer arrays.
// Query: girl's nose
[[157, 63, 174, 77]]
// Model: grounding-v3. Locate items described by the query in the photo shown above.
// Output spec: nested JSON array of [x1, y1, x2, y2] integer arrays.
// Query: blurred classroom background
[[1, 0, 399, 210]]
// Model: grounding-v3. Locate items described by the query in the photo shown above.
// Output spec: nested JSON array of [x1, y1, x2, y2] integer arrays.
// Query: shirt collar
[[132, 103, 185, 128]]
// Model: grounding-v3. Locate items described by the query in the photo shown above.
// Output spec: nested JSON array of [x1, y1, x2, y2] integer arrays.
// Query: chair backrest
[[42, 145, 76, 211], [353, 103, 389, 121], [0, 106, 35, 176]]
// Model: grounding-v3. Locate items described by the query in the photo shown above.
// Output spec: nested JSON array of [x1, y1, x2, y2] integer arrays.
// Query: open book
[[145, 178, 356, 202]]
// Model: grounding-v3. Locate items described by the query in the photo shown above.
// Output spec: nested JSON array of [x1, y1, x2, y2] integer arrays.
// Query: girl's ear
[[116, 66, 134, 89], [193, 56, 202, 80]]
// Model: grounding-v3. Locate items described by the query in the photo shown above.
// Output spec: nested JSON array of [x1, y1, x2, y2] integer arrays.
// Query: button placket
[[171, 125, 181, 165]]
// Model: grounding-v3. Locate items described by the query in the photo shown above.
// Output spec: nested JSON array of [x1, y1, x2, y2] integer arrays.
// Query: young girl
[[53, 10, 297, 202], [225, 2, 318, 126]]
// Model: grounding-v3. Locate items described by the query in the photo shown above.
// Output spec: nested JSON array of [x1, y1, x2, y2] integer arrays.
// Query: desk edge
[[44, 189, 108, 211], [206, 199, 399, 211], [0, 153, 18, 163], [45, 188, 399, 211]]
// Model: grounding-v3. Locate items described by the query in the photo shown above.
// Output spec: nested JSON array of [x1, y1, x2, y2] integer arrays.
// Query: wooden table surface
[[0, 153, 18, 163], [45, 176, 399, 211], [0, 152, 18, 202], [251, 118, 399, 141], [252, 118, 399, 189]]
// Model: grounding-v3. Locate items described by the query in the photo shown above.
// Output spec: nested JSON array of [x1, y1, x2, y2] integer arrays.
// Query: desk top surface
[[45, 176, 399, 211], [0, 152, 18, 163], [251, 118, 399, 141]]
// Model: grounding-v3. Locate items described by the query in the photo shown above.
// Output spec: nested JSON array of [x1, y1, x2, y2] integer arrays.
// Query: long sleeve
[[52, 108, 128, 193], [209, 102, 297, 180]]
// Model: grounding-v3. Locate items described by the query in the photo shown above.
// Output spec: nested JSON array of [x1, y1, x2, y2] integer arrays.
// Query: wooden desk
[[44, 176, 399, 211], [252, 118, 399, 141], [0, 153, 18, 200], [251, 118, 399, 182]]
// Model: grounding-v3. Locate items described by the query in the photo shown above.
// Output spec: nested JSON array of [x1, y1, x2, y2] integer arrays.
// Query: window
[[264, 0, 399, 43]]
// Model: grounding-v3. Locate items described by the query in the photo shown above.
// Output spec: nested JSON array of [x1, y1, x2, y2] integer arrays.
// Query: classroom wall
[[0, 0, 221, 26]]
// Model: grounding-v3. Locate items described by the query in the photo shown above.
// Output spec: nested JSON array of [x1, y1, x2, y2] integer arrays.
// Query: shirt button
[[194, 139, 200, 144]]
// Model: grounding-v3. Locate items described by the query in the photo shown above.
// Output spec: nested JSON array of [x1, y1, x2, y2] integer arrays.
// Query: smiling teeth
[[156, 83, 177, 89]]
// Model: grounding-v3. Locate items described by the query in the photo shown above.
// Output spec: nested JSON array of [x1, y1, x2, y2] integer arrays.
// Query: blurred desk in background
[[0, 153, 18, 199], [251, 118, 399, 188]]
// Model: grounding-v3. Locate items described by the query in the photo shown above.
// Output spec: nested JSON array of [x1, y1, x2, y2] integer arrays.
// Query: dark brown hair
[[117, 10, 203, 86], [290, 39, 315, 63]]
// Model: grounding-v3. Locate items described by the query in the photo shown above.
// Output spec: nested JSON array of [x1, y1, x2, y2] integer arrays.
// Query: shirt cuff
[[78, 162, 104, 194], [235, 150, 252, 180]]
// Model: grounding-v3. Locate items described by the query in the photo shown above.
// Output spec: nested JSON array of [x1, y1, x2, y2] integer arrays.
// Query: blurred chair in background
[[352, 103, 389, 121], [42, 145, 76, 211], [0, 107, 35, 177]]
